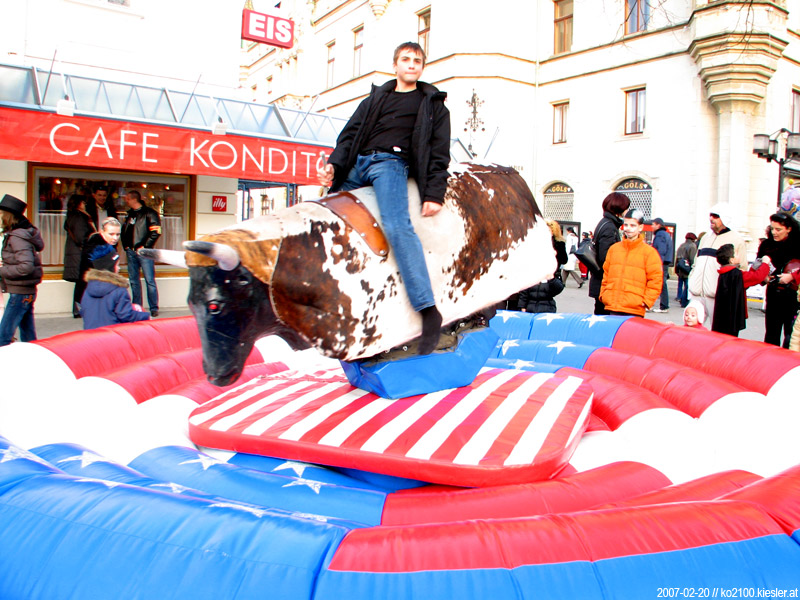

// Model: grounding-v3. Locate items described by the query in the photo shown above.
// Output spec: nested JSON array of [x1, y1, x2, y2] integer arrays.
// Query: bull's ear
[[138, 248, 187, 268], [183, 241, 241, 271]]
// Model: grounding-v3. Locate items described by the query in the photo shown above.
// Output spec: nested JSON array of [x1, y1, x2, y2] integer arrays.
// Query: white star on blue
[[547, 340, 575, 354]]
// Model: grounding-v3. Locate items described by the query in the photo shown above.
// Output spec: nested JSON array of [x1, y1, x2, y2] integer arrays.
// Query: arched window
[[615, 178, 652, 220], [543, 182, 574, 222]]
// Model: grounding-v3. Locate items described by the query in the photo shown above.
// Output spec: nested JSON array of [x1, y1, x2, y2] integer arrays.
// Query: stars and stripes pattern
[[189, 368, 593, 486]]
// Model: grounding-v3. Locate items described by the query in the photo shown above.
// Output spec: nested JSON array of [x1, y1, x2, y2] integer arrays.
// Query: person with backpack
[[674, 232, 697, 308]]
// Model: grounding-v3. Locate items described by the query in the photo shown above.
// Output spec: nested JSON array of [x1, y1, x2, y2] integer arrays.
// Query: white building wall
[[242, 0, 797, 253]]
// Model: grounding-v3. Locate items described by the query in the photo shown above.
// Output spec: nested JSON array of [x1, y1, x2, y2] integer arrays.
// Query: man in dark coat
[[317, 41, 451, 355], [121, 190, 161, 316], [651, 217, 674, 312]]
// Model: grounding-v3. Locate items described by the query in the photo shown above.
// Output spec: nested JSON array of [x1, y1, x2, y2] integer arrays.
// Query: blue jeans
[[126, 249, 158, 311], [659, 265, 670, 310], [677, 276, 689, 308], [338, 152, 435, 311], [0, 293, 37, 346]]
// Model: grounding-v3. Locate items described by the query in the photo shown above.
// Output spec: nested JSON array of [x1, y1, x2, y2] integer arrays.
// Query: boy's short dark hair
[[393, 42, 426, 66], [716, 243, 735, 266]]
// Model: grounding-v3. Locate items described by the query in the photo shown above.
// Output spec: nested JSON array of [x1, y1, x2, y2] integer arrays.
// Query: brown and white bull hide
[[187, 163, 555, 362]]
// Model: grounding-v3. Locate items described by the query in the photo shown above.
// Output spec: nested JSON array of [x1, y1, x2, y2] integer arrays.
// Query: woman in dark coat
[[63, 194, 96, 317], [588, 192, 630, 315], [756, 212, 800, 348], [0, 194, 45, 346]]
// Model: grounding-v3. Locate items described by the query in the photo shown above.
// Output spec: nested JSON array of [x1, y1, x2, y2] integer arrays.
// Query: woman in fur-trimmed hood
[[80, 244, 150, 330]]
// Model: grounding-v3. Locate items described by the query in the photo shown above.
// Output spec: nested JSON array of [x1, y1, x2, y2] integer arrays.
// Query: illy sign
[[241, 9, 294, 49], [211, 195, 227, 212]]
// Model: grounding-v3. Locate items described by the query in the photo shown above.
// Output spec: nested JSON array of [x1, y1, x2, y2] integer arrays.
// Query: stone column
[[689, 0, 788, 239]]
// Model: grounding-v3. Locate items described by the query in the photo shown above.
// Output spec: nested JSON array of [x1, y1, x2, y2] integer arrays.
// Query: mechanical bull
[[145, 164, 556, 386]]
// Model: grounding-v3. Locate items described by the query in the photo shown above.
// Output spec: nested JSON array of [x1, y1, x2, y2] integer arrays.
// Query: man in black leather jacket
[[121, 190, 161, 316], [317, 41, 451, 355]]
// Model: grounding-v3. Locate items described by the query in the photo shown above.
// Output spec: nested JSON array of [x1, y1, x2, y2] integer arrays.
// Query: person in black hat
[[80, 242, 150, 330], [0, 194, 45, 346]]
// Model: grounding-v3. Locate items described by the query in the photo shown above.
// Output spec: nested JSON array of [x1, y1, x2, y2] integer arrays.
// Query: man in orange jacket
[[600, 208, 663, 317]]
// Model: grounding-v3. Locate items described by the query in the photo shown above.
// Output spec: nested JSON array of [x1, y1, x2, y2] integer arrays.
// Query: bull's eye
[[208, 301, 223, 314]]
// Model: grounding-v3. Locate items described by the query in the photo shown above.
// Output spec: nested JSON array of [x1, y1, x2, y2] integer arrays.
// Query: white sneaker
[[652, 308, 668, 313]]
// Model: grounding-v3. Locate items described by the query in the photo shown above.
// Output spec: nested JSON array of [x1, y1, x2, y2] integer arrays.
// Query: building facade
[[242, 0, 800, 251], [0, 0, 342, 313]]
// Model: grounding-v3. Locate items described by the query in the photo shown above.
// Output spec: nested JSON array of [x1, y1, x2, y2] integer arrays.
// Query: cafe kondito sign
[[0, 107, 328, 185]]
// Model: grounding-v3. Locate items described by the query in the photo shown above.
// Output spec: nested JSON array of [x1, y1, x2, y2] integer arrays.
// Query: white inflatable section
[[255, 335, 340, 372], [570, 366, 800, 483]]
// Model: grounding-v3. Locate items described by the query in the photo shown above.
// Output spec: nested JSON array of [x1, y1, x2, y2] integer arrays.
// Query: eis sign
[[241, 9, 294, 49]]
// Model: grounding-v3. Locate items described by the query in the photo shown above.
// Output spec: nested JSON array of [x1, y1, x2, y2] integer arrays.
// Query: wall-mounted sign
[[0, 107, 329, 186], [545, 182, 574, 194], [241, 9, 294, 49], [211, 195, 227, 212], [616, 178, 651, 191]]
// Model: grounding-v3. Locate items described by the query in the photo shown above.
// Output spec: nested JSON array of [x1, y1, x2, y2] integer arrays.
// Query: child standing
[[711, 244, 771, 337]]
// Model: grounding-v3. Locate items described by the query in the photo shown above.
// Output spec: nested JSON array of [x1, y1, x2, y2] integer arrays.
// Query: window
[[326, 41, 335, 88], [554, 0, 573, 55], [553, 102, 568, 144], [251, 84, 257, 102], [625, 0, 649, 34], [266, 76, 273, 96], [543, 182, 574, 221], [793, 90, 800, 133], [34, 167, 189, 269], [625, 88, 646, 134], [418, 8, 431, 56], [353, 26, 364, 77], [616, 178, 652, 220]]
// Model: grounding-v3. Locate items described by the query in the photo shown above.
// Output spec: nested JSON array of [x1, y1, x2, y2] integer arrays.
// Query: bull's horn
[[138, 248, 187, 268], [183, 240, 241, 271]]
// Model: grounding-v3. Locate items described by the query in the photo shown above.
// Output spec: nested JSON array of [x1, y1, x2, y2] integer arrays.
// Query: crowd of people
[[1, 40, 799, 353], [0, 188, 161, 346], [509, 192, 800, 352]]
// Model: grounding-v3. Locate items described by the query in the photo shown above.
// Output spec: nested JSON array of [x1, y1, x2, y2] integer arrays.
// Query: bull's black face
[[188, 265, 276, 387]]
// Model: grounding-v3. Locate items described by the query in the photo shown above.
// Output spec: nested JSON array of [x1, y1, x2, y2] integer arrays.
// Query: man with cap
[[80, 241, 150, 330], [688, 203, 747, 323], [600, 208, 663, 317], [0, 194, 44, 346], [650, 217, 674, 312]]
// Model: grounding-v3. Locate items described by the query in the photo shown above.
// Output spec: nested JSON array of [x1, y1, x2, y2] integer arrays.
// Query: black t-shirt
[[363, 88, 423, 160]]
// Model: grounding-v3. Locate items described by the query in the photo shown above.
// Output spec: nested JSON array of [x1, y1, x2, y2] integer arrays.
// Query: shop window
[[625, 0, 649, 35], [543, 182, 574, 222], [554, 0, 573, 55], [34, 168, 189, 268], [625, 87, 646, 134], [353, 26, 364, 77], [616, 178, 652, 220], [553, 102, 568, 144], [418, 8, 431, 56]]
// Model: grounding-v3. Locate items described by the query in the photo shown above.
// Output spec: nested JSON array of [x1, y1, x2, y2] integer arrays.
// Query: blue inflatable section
[[0, 437, 353, 600], [228, 452, 426, 491], [341, 328, 498, 399], [129, 446, 386, 526], [315, 536, 800, 600], [487, 311, 629, 370]]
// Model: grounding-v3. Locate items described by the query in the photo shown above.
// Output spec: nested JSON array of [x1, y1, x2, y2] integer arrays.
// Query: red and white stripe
[[190, 368, 592, 476]]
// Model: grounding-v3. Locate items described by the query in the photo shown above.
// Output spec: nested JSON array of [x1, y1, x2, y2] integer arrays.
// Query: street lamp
[[753, 128, 800, 206]]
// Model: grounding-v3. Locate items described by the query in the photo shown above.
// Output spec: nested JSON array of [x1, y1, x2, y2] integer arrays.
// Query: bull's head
[[140, 243, 308, 387]]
